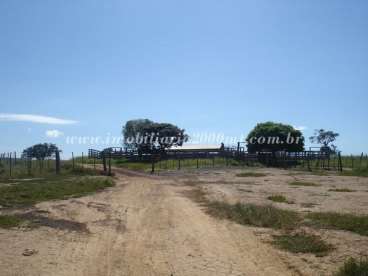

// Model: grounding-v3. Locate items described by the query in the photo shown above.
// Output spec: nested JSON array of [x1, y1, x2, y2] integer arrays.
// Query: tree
[[22, 143, 59, 160], [122, 119, 154, 152], [309, 129, 339, 152], [122, 119, 188, 154], [246, 122, 305, 153]]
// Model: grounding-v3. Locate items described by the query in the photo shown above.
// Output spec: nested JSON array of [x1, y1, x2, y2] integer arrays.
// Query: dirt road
[[0, 170, 294, 276]]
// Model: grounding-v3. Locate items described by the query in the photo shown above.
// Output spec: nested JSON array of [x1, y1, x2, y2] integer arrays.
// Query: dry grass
[[267, 195, 294, 204], [272, 231, 333, 256], [289, 181, 321, 187], [307, 212, 368, 236], [328, 188, 356, 192], [236, 172, 267, 177], [0, 215, 24, 229], [206, 202, 300, 230], [335, 257, 368, 276]]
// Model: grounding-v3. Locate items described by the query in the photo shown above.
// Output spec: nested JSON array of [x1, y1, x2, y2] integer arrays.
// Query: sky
[[0, 0, 367, 157]]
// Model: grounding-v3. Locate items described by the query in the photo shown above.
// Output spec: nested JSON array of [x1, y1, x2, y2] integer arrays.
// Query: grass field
[[0, 175, 114, 208]]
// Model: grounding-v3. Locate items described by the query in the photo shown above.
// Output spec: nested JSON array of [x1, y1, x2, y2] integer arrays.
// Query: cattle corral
[[88, 144, 344, 174]]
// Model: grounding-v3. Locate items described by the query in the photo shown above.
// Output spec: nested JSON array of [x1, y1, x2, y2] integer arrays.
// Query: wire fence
[[1, 150, 367, 179]]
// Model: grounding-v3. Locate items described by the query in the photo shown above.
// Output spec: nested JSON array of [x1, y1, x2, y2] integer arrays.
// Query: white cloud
[[0, 113, 77, 125], [45, 129, 64, 138], [294, 126, 308, 131]]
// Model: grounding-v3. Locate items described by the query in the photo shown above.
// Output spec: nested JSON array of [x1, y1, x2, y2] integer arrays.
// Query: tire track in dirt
[[0, 172, 294, 276]]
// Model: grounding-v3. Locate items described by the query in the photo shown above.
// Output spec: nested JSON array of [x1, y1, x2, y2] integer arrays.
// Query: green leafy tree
[[122, 119, 154, 152], [122, 119, 188, 154], [246, 122, 304, 153], [309, 129, 339, 152], [22, 143, 59, 160]]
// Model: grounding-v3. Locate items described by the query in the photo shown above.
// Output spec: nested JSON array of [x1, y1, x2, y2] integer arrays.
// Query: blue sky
[[0, 0, 367, 157]]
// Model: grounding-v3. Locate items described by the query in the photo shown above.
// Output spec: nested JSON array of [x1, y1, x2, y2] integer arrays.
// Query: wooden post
[[72, 152, 75, 170], [93, 156, 96, 170], [9, 152, 12, 177], [151, 155, 155, 174], [351, 155, 354, 169], [102, 153, 107, 173], [196, 158, 199, 169], [108, 152, 112, 176], [212, 157, 215, 168], [55, 151, 60, 174], [81, 152, 84, 167], [27, 157, 32, 175], [360, 152, 364, 168], [338, 152, 343, 172], [178, 158, 181, 170], [307, 153, 311, 171]]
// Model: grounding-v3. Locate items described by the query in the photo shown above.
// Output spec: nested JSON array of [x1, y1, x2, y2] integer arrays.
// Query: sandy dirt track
[[0, 169, 295, 276]]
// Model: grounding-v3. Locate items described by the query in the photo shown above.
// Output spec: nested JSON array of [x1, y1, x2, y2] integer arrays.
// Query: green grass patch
[[0, 215, 24, 229], [335, 257, 368, 276], [272, 232, 333, 256], [236, 172, 267, 177], [267, 195, 294, 204], [307, 212, 368, 236], [328, 188, 355, 192], [0, 176, 114, 207], [289, 181, 321, 187], [206, 202, 300, 230], [341, 167, 368, 177]]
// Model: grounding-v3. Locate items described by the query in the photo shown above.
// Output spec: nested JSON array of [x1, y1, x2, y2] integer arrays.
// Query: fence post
[[307, 153, 311, 171], [178, 158, 181, 170], [196, 158, 199, 169], [351, 154, 354, 169], [108, 152, 112, 176], [151, 155, 155, 174], [72, 152, 75, 170], [27, 157, 32, 175], [102, 153, 107, 174], [93, 156, 96, 170], [9, 152, 12, 178], [360, 153, 364, 168], [82, 152, 84, 167], [55, 151, 60, 174], [338, 152, 343, 172]]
